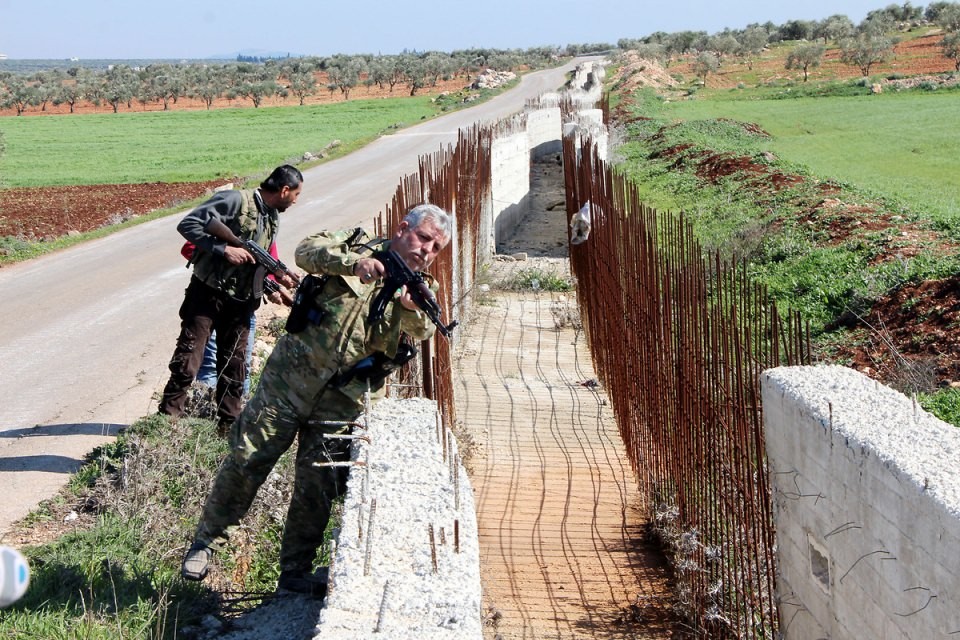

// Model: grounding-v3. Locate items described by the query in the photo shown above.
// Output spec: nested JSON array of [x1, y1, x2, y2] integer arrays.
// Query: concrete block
[[762, 365, 960, 639]]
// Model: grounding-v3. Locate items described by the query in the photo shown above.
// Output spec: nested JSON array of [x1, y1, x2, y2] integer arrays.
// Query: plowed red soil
[[0, 181, 229, 239], [673, 32, 957, 88]]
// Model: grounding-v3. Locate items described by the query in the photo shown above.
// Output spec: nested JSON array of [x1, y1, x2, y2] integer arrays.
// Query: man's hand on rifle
[[353, 257, 385, 283], [224, 246, 255, 265], [266, 287, 295, 307], [276, 272, 299, 290], [397, 287, 420, 311]]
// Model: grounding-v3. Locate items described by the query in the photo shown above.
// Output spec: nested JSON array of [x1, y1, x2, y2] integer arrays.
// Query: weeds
[[1, 409, 297, 638], [499, 266, 573, 292]]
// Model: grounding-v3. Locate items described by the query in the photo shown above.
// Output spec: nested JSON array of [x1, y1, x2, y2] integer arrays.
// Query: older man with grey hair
[[181, 203, 453, 596]]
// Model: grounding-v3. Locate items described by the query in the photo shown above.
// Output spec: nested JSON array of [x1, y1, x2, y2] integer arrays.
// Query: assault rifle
[[205, 218, 302, 291], [368, 249, 458, 337]]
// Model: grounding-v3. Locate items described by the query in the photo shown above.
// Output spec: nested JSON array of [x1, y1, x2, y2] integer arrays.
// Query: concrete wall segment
[[763, 364, 960, 639]]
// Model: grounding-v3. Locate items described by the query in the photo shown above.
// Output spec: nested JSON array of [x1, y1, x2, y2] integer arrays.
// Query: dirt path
[[454, 158, 681, 638]]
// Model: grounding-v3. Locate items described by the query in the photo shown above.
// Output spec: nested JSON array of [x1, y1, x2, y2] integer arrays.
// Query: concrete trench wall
[[490, 128, 532, 253], [762, 365, 960, 639]]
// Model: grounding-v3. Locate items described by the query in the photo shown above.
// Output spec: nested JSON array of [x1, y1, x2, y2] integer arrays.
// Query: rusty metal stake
[[358, 502, 364, 542], [362, 451, 370, 503], [454, 519, 460, 554], [364, 498, 377, 576], [307, 420, 365, 430], [322, 433, 371, 443], [441, 422, 447, 463], [375, 579, 392, 633], [448, 436, 455, 482], [429, 524, 438, 573], [312, 460, 366, 468], [454, 453, 461, 512], [326, 539, 337, 599]]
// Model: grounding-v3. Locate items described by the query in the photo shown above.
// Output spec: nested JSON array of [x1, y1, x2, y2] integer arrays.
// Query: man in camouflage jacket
[[180, 203, 453, 595], [157, 165, 303, 431]]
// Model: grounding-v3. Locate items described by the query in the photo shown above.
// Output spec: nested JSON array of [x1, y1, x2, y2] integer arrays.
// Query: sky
[[0, 0, 888, 60]]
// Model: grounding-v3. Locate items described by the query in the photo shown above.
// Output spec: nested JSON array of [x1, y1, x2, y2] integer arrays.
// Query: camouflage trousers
[[193, 330, 378, 573]]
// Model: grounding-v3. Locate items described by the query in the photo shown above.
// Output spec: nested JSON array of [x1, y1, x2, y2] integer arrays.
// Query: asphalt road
[[0, 60, 588, 537]]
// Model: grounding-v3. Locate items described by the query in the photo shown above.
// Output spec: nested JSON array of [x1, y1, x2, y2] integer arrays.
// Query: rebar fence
[[373, 124, 493, 433], [563, 137, 810, 638]]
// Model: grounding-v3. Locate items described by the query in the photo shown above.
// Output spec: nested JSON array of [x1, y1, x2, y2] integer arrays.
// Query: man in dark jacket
[[157, 165, 302, 432]]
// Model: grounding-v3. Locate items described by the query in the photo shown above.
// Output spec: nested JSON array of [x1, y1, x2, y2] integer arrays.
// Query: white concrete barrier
[[316, 397, 481, 638], [762, 365, 960, 639]]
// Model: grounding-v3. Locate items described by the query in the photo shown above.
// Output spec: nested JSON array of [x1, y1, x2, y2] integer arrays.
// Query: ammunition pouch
[[285, 274, 328, 334]]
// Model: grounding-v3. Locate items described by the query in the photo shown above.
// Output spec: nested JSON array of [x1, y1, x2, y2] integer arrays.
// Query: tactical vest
[[192, 189, 278, 301]]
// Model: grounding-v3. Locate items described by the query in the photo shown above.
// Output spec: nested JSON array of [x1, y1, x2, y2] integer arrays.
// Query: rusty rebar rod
[[363, 498, 377, 576], [375, 580, 392, 633]]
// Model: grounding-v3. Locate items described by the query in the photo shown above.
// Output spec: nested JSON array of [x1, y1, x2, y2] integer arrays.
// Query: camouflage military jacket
[[178, 189, 278, 301], [291, 226, 438, 376]]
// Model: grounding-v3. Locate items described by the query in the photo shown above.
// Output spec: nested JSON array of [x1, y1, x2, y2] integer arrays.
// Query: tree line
[[4, 2, 960, 115], [617, 1, 960, 85], [0, 46, 565, 116]]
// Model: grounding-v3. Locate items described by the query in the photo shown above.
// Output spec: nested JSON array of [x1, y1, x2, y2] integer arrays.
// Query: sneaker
[[276, 568, 328, 598], [181, 542, 213, 581]]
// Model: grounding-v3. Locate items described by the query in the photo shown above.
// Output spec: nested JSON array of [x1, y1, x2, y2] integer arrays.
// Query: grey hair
[[404, 203, 453, 239]]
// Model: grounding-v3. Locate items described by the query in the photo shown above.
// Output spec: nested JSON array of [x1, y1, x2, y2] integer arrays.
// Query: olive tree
[[103, 64, 138, 112], [400, 54, 430, 96], [422, 52, 454, 86], [54, 75, 87, 113], [326, 55, 365, 100], [739, 26, 769, 69], [942, 31, 960, 69], [1, 75, 40, 115], [785, 42, 826, 81], [925, 1, 958, 23], [707, 34, 741, 65], [840, 33, 896, 76], [186, 65, 228, 109], [935, 3, 960, 31], [815, 14, 855, 44], [230, 64, 280, 107], [284, 61, 317, 105], [31, 69, 64, 111], [692, 50, 719, 86], [141, 64, 185, 110]]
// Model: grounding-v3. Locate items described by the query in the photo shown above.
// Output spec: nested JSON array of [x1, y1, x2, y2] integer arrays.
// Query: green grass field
[[0, 98, 444, 187], [659, 91, 960, 226]]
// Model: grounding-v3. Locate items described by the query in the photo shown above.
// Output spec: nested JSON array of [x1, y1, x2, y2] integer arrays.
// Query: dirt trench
[[457, 156, 682, 639]]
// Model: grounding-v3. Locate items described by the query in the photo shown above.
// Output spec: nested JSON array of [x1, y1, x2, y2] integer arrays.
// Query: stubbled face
[[392, 218, 449, 271], [275, 184, 302, 212]]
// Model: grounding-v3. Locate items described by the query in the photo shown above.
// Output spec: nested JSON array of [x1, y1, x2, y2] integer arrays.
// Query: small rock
[[64, 511, 79, 522], [511, 252, 528, 261]]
